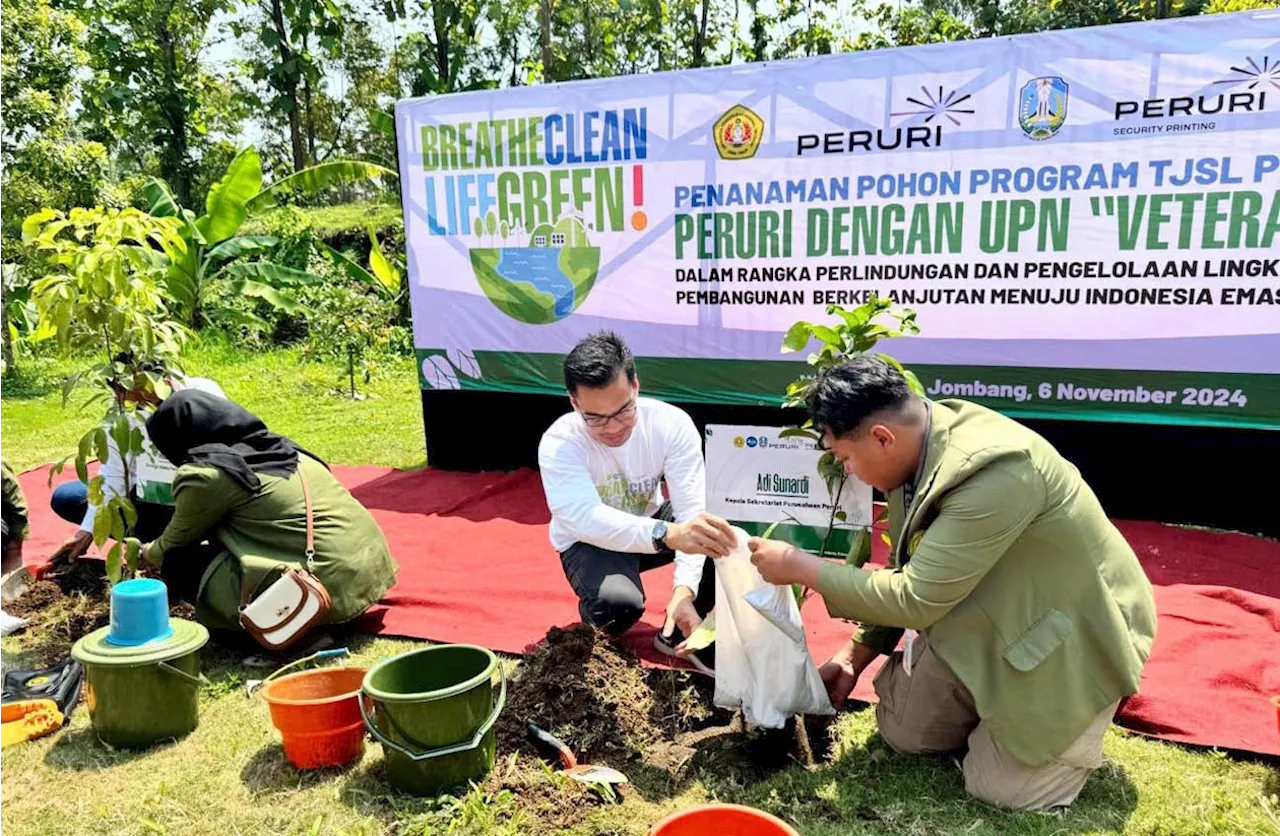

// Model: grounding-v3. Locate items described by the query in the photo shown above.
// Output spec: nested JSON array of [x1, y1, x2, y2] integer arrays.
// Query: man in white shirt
[[538, 331, 736, 671], [49, 369, 227, 563]]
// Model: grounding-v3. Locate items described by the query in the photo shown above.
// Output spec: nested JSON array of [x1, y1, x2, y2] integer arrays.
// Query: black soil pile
[[495, 622, 833, 770], [7, 561, 196, 665], [482, 752, 610, 833], [495, 623, 665, 763], [491, 624, 731, 832], [8, 562, 111, 665]]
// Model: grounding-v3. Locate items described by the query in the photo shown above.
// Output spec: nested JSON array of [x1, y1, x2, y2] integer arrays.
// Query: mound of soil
[[488, 623, 832, 830], [7, 561, 197, 665], [495, 624, 664, 763]]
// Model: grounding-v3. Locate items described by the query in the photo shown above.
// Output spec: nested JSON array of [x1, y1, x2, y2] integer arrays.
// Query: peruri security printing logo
[[418, 108, 651, 325], [713, 105, 763, 160], [1111, 55, 1272, 137], [1018, 76, 1069, 140]]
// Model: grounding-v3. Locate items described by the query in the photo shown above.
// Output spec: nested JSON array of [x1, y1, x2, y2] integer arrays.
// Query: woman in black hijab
[[141, 390, 399, 634], [146, 389, 320, 492]]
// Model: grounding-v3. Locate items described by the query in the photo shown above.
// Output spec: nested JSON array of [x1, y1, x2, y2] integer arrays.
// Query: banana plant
[[244, 108, 399, 212], [313, 225, 402, 301], [144, 147, 324, 329]]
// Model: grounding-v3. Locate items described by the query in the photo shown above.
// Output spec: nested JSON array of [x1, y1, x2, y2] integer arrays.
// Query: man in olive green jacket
[[747, 356, 1156, 811]]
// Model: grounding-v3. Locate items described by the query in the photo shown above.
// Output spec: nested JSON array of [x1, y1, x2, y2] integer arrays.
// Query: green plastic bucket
[[71, 618, 210, 748], [360, 644, 506, 796]]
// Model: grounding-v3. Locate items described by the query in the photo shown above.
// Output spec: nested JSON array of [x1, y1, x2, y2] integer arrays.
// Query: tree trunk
[[302, 30, 316, 165], [432, 1, 451, 92], [730, 0, 738, 63], [539, 0, 554, 80], [268, 0, 307, 172], [157, 0, 191, 205], [693, 0, 710, 67], [0, 266, 12, 373], [656, 0, 668, 71]]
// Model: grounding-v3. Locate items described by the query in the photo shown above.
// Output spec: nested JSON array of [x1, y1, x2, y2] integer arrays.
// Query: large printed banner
[[397, 12, 1280, 430]]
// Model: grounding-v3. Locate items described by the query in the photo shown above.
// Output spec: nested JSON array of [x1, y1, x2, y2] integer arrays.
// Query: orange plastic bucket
[[649, 804, 800, 835], [261, 666, 368, 770]]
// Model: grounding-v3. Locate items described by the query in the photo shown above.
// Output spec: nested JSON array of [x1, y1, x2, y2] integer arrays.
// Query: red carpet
[[17, 464, 1280, 757]]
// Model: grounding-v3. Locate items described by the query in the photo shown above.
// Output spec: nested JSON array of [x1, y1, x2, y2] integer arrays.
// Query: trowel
[[527, 723, 629, 785]]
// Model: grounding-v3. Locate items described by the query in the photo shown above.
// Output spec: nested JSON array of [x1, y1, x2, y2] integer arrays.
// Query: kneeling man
[[538, 331, 735, 669], [747, 356, 1157, 811]]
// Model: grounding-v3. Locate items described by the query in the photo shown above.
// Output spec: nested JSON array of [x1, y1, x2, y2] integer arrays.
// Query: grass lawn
[[0, 340, 425, 473], [2, 345, 1278, 836]]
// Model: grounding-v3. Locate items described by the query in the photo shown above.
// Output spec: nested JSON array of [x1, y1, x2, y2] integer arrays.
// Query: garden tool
[[2, 658, 83, 720], [245, 647, 350, 697], [1, 565, 31, 605], [526, 722, 629, 785], [0, 699, 64, 748]]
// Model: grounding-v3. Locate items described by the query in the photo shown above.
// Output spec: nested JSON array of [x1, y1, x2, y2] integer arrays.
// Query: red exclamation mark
[[631, 165, 647, 231]]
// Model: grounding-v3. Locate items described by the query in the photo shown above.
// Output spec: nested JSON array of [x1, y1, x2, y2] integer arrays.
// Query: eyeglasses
[[581, 399, 638, 428]]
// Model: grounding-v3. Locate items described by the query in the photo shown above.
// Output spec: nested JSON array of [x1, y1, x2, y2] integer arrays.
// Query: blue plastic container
[[106, 578, 175, 646]]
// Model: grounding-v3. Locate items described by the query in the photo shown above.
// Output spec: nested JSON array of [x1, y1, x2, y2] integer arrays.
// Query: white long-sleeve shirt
[[538, 397, 707, 592], [80, 377, 227, 533]]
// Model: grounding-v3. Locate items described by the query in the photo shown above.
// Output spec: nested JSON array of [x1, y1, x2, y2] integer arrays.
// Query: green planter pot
[[71, 618, 209, 748], [360, 644, 506, 796]]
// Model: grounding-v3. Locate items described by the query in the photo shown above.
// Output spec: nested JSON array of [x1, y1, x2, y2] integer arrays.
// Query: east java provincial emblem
[[1019, 76, 1069, 140]]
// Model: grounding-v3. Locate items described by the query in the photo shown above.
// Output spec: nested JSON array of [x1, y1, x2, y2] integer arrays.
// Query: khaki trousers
[[872, 632, 1118, 812]]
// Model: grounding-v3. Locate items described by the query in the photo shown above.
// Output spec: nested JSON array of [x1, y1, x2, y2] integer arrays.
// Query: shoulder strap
[[238, 464, 318, 611], [299, 465, 316, 572]]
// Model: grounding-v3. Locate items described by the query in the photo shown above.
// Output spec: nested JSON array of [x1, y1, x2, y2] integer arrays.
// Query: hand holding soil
[[50, 530, 93, 566]]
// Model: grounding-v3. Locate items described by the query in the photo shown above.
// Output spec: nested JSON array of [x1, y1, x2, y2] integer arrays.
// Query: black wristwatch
[[651, 520, 669, 551]]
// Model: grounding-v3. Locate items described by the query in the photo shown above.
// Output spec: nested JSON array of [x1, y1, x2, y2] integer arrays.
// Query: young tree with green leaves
[[24, 206, 191, 582]]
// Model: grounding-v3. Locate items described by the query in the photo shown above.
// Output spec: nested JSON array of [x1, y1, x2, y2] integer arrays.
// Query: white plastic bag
[[713, 526, 834, 728]]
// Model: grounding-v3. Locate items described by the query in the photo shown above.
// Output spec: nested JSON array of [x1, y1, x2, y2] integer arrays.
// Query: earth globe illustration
[[469, 214, 601, 325]]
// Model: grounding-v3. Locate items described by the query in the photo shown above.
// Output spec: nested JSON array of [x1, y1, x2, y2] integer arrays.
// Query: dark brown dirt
[[482, 752, 610, 833], [495, 623, 663, 763], [7, 562, 198, 665], [488, 622, 833, 830]]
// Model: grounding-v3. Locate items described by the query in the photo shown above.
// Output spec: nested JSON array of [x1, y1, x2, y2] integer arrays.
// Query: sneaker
[[653, 628, 715, 677]]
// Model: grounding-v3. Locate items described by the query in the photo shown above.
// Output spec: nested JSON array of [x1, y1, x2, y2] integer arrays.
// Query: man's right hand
[[664, 512, 736, 558], [51, 530, 94, 565], [819, 639, 879, 710]]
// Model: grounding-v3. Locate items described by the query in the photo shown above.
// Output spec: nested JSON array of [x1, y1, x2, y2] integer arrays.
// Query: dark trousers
[[559, 503, 716, 637], [50, 481, 173, 542]]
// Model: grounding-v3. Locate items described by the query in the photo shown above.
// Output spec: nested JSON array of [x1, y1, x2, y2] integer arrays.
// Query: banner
[[397, 12, 1280, 430], [704, 424, 873, 553]]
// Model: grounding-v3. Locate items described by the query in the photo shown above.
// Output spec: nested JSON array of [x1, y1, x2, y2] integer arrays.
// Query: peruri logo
[[713, 105, 764, 160]]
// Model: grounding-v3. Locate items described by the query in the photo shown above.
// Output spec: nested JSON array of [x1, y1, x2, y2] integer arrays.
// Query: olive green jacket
[[2, 460, 30, 541], [144, 455, 398, 631], [815, 399, 1157, 766]]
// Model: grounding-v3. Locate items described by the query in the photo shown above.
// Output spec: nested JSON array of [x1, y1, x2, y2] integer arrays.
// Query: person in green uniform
[[2, 460, 30, 578], [745, 356, 1157, 812], [139, 389, 399, 635]]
